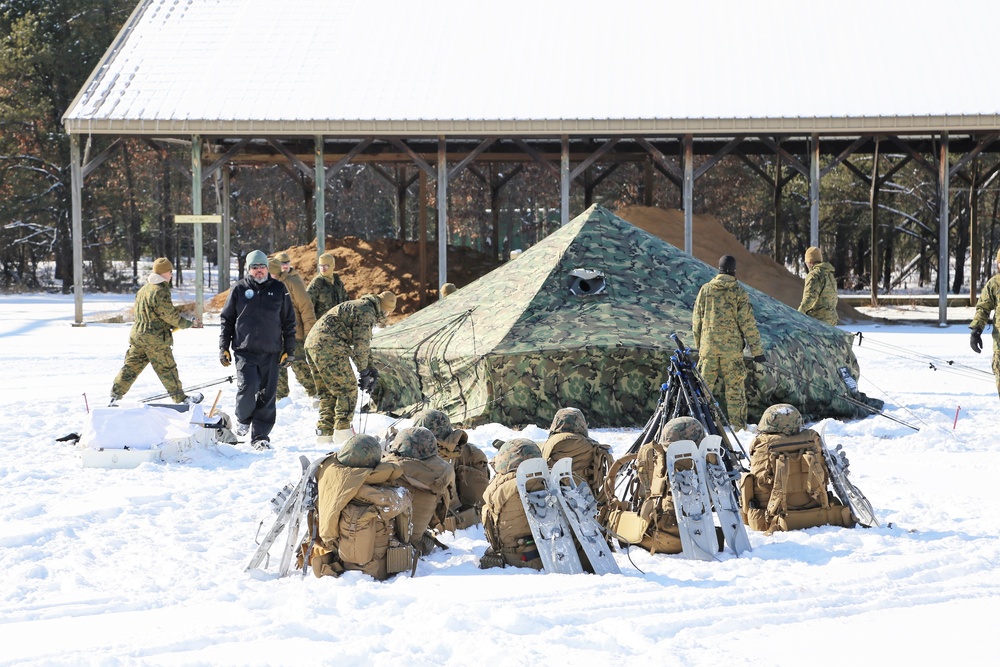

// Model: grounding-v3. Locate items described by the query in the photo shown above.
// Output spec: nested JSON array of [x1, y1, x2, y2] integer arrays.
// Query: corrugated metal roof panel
[[64, 0, 1000, 134]]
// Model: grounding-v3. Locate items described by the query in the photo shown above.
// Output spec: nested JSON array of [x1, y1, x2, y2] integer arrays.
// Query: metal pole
[[683, 134, 693, 255], [938, 133, 950, 326], [220, 167, 231, 291], [315, 135, 325, 256], [437, 136, 448, 288], [810, 134, 820, 247], [191, 135, 204, 321], [560, 135, 570, 226], [70, 135, 85, 326]]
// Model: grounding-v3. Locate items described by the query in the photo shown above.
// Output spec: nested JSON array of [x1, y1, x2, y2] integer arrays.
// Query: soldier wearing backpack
[[480, 438, 545, 570], [540, 407, 614, 503], [411, 409, 490, 531], [383, 427, 455, 556], [740, 404, 854, 532], [304, 434, 415, 580]]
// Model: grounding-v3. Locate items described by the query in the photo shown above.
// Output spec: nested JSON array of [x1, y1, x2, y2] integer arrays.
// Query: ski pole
[[140, 376, 234, 403]]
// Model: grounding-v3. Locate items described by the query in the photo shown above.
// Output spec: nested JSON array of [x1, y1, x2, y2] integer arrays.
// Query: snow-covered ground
[[1, 292, 998, 666]]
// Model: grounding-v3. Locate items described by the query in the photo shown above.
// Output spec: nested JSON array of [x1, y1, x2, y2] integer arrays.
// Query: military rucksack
[[741, 429, 853, 532]]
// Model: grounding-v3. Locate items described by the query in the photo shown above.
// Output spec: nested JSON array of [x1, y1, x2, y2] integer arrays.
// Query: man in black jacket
[[219, 249, 296, 450]]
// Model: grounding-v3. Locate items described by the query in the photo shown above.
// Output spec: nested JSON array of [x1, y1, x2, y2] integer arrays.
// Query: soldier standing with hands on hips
[[219, 250, 296, 450]]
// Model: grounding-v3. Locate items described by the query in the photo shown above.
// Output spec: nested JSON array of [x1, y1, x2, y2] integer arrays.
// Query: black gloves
[[279, 352, 294, 368], [220, 349, 232, 367], [754, 354, 765, 364], [970, 329, 983, 354], [358, 367, 379, 393]]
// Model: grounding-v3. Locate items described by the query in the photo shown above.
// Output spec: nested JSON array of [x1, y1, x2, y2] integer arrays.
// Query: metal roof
[[63, 0, 1000, 136]]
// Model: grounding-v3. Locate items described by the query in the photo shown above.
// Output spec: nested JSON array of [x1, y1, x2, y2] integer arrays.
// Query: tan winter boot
[[332, 427, 355, 445]]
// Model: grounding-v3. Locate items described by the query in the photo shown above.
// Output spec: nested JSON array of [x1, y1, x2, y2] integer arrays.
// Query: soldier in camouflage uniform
[[540, 407, 613, 501], [307, 251, 349, 318], [111, 257, 202, 405], [970, 248, 1000, 399], [480, 438, 544, 570], [692, 255, 765, 430], [797, 247, 839, 326], [305, 291, 396, 444], [411, 408, 490, 530], [269, 253, 318, 401]]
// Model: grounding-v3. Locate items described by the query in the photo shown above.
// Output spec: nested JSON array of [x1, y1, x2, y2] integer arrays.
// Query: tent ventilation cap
[[568, 269, 607, 296]]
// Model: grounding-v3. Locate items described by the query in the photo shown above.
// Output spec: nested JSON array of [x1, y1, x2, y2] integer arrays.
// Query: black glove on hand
[[970, 329, 983, 354], [279, 352, 294, 368], [754, 354, 765, 363], [358, 367, 379, 393], [220, 349, 232, 367]]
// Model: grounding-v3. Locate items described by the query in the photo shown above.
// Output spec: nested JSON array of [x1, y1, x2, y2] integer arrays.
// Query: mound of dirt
[[207, 237, 502, 324], [616, 206, 865, 322]]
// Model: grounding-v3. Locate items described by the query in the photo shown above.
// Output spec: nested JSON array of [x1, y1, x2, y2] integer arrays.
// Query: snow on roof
[[63, 0, 1000, 136]]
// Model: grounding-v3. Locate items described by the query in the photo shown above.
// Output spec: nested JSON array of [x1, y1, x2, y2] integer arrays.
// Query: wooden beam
[[820, 136, 869, 177], [758, 136, 809, 177], [390, 138, 437, 179], [513, 138, 561, 180], [144, 138, 192, 179], [569, 138, 619, 181], [266, 138, 313, 179], [949, 132, 1000, 179], [81, 138, 123, 179], [636, 137, 683, 183], [202, 138, 250, 182], [693, 136, 743, 181], [325, 138, 374, 186], [448, 138, 495, 180]]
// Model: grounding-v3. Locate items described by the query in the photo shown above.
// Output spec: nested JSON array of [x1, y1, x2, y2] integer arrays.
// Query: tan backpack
[[542, 432, 614, 501], [741, 430, 853, 532]]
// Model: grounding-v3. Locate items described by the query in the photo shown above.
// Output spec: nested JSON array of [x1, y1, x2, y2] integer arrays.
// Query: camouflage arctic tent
[[370, 205, 872, 428]]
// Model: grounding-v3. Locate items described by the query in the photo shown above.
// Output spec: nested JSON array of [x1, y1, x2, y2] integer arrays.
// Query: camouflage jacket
[[692, 274, 764, 358], [130, 277, 191, 345], [276, 268, 316, 340], [971, 273, 1000, 341], [305, 294, 383, 370], [307, 273, 349, 318], [798, 262, 839, 326]]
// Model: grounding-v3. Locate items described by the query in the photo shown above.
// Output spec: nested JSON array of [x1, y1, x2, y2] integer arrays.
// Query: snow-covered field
[[1, 293, 998, 666]]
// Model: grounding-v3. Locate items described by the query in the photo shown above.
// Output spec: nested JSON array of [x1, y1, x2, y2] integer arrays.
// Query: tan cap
[[441, 282, 456, 298], [152, 257, 173, 275], [319, 251, 336, 269], [995, 248, 1000, 263], [805, 247, 823, 264], [274, 251, 291, 263], [379, 291, 397, 314]]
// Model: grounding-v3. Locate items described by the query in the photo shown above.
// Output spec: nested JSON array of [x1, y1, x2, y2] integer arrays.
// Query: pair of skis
[[666, 435, 752, 561], [245, 455, 324, 576], [515, 457, 621, 575]]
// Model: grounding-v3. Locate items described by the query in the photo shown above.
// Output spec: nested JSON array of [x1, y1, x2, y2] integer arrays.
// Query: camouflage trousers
[[306, 343, 357, 431], [111, 332, 184, 402], [993, 347, 1000, 399], [698, 354, 748, 430], [277, 340, 316, 400]]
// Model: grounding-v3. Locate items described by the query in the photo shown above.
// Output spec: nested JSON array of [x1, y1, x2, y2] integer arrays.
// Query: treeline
[[3, 0, 1000, 294]]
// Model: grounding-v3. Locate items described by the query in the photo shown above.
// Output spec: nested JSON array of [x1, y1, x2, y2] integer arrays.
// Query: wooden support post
[[437, 137, 448, 289], [683, 134, 693, 255], [419, 170, 427, 307], [71, 135, 85, 326], [938, 133, 950, 325], [220, 167, 231, 291], [560, 136, 570, 226], [970, 162, 979, 305], [191, 135, 204, 321], [870, 138, 881, 307], [810, 134, 820, 247], [644, 157, 654, 207], [773, 153, 783, 260], [315, 136, 326, 256]]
